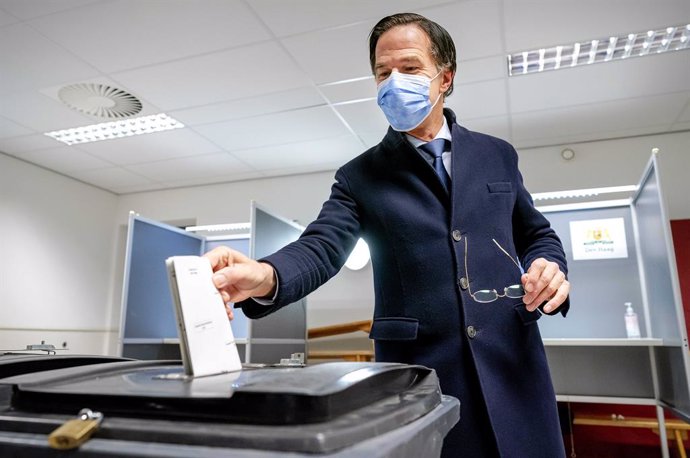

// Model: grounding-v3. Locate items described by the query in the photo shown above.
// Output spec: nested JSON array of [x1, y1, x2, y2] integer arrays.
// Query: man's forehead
[[374, 53, 426, 69], [374, 25, 432, 63]]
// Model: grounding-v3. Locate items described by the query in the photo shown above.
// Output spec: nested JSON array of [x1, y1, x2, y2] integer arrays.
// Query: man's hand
[[203, 246, 277, 320], [521, 258, 570, 314]]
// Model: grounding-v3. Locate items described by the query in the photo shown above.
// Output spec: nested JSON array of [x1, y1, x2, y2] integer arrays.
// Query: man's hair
[[369, 13, 457, 97]]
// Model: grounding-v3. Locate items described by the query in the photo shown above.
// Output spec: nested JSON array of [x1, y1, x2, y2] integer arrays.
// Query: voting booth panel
[[119, 202, 305, 364], [537, 152, 690, 449]]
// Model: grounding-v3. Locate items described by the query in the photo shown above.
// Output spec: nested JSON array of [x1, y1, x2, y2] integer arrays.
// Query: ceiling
[[0, 0, 688, 194]]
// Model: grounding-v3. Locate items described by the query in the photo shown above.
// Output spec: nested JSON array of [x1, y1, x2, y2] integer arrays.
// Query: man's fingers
[[543, 280, 570, 313], [523, 261, 559, 304], [225, 303, 234, 321], [525, 270, 564, 311], [523, 258, 547, 293]]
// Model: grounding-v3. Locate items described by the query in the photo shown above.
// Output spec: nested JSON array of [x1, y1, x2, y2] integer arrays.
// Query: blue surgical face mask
[[377, 70, 443, 132]]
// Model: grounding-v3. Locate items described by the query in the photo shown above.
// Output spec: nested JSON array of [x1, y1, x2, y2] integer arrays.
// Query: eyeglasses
[[464, 237, 525, 303]]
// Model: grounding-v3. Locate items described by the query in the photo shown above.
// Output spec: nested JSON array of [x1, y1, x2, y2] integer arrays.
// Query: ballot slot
[[166, 256, 242, 377]]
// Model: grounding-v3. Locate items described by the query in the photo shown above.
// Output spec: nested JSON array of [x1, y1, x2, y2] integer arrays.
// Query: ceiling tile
[[320, 78, 376, 104], [447, 79, 508, 120], [28, 0, 271, 73], [69, 166, 154, 190], [194, 105, 352, 151], [511, 93, 688, 146], [508, 52, 690, 113], [333, 100, 389, 138], [460, 116, 512, 143], [126, 152, 252, 182], [0, 7, 20, 27], [0, 0, 103, 20], [250, 0, 447, 37], [281, 22, 374, 84], [0, 116, 32, 139], [16, 145, 112, 174], [112, 41, 310, 110], [671, 121, 690, 131], [359, 131, 387, 149], [157, 170, 267, 190], [170, 86, 325, 126], [76, 128, 223, 165], [0, 89, 95, 132], [108, 182, 172, 194], [677, 98, 690, 122], [0, 134, 61, 155], [455, 56, 506, 85], [422, 1, 504, 60], [0, 23, 99, 96], [504, 0, 690, 53], [230, 135, 362, 170]]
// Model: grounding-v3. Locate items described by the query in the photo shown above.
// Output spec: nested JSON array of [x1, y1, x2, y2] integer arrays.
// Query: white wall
[[2, 129, 688, 356], [0, 154, 119, 354]]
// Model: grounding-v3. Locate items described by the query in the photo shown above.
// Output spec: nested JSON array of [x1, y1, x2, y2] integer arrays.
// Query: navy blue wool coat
[[240, 109, 569, 457]]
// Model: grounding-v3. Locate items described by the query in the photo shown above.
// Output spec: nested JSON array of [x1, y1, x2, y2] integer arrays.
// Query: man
[[206, 13, 570, 457]]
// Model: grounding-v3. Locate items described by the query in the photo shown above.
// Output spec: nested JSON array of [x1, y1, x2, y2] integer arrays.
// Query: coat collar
[[379, 108, 474, 202]]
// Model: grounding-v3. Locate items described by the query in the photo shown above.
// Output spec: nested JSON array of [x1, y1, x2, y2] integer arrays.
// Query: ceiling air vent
[[57, 83, 143, 118]]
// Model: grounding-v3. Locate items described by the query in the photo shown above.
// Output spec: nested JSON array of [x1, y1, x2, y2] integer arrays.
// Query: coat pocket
[[514, 303, 542, 326], [369, 317, 419, 341], [487, 181, 513, 193]]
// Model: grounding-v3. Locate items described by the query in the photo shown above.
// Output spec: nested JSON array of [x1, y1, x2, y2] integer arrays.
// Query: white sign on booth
[[569, 217, 628, 260]]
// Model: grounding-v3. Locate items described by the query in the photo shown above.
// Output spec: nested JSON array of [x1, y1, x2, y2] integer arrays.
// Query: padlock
[[48, 408, 103, 450]]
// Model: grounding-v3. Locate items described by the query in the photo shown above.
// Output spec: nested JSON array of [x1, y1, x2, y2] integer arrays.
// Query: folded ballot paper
[[166, 256, 242, 377]]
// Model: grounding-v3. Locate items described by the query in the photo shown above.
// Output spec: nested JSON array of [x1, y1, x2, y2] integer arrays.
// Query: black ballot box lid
[[0, 360, 460, 456]]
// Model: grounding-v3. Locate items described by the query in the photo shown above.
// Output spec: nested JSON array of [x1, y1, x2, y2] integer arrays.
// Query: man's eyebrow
[[374, 55, 425, 70]]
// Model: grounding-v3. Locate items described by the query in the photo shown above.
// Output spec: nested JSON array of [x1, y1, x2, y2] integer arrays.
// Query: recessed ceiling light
[[44, 113, 185, 146], [508, 23, 690, 76]]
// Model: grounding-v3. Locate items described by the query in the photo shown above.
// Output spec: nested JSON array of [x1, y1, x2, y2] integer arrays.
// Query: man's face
[[374, 24, 451, 95]]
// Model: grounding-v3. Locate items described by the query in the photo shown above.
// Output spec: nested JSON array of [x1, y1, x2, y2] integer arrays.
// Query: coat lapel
[[380, 127, 450, 203]]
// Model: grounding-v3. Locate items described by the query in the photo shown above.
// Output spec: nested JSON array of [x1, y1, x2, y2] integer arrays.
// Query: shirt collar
[[405, 116, 452, 149]]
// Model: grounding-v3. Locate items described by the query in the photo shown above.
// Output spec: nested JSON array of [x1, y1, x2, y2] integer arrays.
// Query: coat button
[[451, 230, 462, 242], [458, 277, 469, 290], [467, 326, 477, 339]]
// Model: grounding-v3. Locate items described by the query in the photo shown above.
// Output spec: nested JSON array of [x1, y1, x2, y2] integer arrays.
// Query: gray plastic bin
[[0, 360, 459, 457]]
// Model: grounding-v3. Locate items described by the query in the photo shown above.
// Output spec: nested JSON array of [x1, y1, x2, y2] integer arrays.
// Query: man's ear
[[440, 69, 454, 94]]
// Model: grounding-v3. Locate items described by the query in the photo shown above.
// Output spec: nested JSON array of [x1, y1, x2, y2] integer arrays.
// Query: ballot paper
[[166, 256, 242, 377]]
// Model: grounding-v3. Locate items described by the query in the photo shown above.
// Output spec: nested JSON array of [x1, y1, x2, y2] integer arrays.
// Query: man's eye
[[378, 72, 390, 80]]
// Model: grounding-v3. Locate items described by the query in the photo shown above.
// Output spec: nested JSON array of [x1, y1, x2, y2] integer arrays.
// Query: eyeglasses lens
[[473, 290, 498, 303], [505, 285, 525, 298]]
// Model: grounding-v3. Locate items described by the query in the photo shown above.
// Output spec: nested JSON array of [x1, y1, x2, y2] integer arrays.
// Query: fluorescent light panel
[[45, 113, 184, 145], [508, 23, 690, 76], [531, 185, 637, 201], [185, 223, 251, 232]]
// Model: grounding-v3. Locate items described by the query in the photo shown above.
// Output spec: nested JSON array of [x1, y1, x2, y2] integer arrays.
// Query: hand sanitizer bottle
[[624, 302, 641, 338]]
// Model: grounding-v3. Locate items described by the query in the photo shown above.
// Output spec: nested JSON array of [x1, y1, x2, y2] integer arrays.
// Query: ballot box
[[0, 354, 131, 410], [0, 360, 459, 457]]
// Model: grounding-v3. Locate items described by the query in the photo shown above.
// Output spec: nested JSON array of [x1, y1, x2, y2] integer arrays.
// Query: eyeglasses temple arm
[[491, 238, 522, 270]]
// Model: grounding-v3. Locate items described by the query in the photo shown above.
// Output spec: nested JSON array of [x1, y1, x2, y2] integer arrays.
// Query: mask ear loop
[[428, 68, 446, 109]]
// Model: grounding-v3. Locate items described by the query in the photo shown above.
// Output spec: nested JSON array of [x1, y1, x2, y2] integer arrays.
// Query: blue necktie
[[419, 138, 451, 191]]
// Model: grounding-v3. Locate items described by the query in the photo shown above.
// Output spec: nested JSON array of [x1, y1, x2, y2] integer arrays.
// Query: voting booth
[[537, 151, 690, 454], [118, 202, 307, 364]]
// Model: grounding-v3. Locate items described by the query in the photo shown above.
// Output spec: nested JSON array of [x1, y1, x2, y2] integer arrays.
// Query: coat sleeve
[[237, 168, 361, 319], [510, 147, 570, 317]]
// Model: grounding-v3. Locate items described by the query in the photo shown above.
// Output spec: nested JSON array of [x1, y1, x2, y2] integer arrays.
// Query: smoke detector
[[57, 83, 143, 119]]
